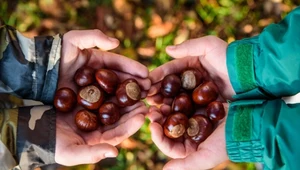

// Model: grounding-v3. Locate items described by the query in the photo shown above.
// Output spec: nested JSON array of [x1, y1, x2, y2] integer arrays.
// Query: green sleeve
[[226, 99, 300, 169], [226, 7, 300, 100]]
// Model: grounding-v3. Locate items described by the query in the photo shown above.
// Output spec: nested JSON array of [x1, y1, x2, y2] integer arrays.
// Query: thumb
[[56, 143, 118, 166], [166, 36, 216, 59], [64, 29, 119, 51]]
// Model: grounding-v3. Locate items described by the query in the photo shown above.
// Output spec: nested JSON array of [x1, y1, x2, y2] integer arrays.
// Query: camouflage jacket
[[0, 24, 61, 169]]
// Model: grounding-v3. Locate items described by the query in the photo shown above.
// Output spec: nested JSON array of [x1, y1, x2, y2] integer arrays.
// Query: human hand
[[147, 36, 234, 169], [54, 30, 151, 165], [147, 103, 229, 170], [147, 35, 234, 106], [55, 101, 148, 166]]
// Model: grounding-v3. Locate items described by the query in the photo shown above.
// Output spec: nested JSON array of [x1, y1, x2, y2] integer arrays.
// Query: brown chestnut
[[54, 87, 77, 112], [161, 74, 181, 97], [181, 69, 203, 90], [75, 109, 99, 131], [163, 112, 189, 139], [206, 101, 225, 123], [98, 102, 120, 125], [187, 114, 213, 144], [116, 79, 141, 107], [95, 69, 119, 94], [171, 93, 194, 117], [77, 85, 105, 110], [192, 81, 218, 106], [74, 66, 95, 86]]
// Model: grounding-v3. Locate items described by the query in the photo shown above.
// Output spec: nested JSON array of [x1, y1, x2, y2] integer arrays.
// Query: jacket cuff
[[226, 37, 271, 100], [17, 106, 56, 169], [225, 100, 264, 163], [0, 26, 61, 104], [36, 34, 61, 104]]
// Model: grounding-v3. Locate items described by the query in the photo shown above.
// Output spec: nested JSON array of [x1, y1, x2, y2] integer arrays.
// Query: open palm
[[147, 36, 233, 170], [54, 30, 150, 166]]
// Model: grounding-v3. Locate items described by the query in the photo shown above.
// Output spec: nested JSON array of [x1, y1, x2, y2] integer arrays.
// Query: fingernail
[[108, 37, 119, 43], [104, 152, 116, 158]]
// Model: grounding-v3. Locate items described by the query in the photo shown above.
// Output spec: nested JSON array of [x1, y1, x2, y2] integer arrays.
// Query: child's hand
[[166, 35, 234, 100], [147, 36, 234, 169], [148, 104, 229, 170]]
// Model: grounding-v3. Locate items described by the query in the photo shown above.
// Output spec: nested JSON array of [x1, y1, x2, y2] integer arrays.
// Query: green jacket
[[0, 24, 60, 169], [226, 6, 300, 170]]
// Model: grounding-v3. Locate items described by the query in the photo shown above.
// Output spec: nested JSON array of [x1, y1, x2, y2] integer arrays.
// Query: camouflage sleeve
[[0, 24, 61, 105], [0, 105, 56, 169], [0, 23, 60, 169]]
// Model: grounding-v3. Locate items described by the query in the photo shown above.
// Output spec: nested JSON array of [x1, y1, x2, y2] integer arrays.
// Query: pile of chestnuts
[[53, 66, 142, 132], [160, 69, 225, 144]]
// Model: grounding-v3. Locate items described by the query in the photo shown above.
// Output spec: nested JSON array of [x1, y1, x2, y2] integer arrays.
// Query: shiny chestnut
[[187, 114, 213, 144], [54, 87, 77, 112], [192, 81, 218, 106], [181, 69, 203, 90], [161, 74, 181, 97], [206, 101, 225, 123], [171, 93, 194, 117], [163, 112, 189, 139], [77, 85, 105, 110], [116, 79, 141, 107], [98, 102, 120, 125], [95, 69, 119, 94], [75, 109, 99, 131], [74, 66, 95, 86]]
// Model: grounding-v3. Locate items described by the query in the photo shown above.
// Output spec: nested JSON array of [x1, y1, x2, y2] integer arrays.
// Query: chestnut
[[75, 109, 99, 131], [163, 112, 189, 139], [171, 93, 194, 117], [161, 74, 181, 97], [74, 66, 95, 86], [181, 69, 203, 90], [116, 79, 141, 107], [77, 85, 105, 110], [192, 81, 218, 106], [98, 102, 120, 125], [206, 101, 225, 123], [95, 69, 119, 94], [54, 87, 77, 112], [187, 114, 213, 144]]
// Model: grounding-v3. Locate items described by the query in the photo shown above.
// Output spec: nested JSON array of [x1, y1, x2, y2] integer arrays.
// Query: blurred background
[[0, 0, 298, 170]]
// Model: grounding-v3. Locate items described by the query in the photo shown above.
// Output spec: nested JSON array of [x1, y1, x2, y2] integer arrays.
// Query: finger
[[149, 56, 200, 84], [64, 29, 120, 51], [146, 94, 173, 106], [81, 103, 147, 144], [89, 50, 149, 78], [147, 110, 164, 124], [166, 37, 214, 59], [100, 114, 145, 145], [150, 122, 186, 158], [160, 104, 172, 116], [120, 101, 145, 114], [148, 82, 161, 96], [56, 143, 118, 166], [114, 70, 151, 91], [104, 104, 147, 131]]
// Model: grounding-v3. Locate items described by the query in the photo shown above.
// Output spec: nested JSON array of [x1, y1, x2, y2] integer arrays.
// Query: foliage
[[1, 0, 299, 169]]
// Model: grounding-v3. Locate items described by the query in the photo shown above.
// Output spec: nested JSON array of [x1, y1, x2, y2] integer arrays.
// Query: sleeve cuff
[[35, 34, 61, 104], [226, 37, 272, 100], [225, 100, 264, 163]]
